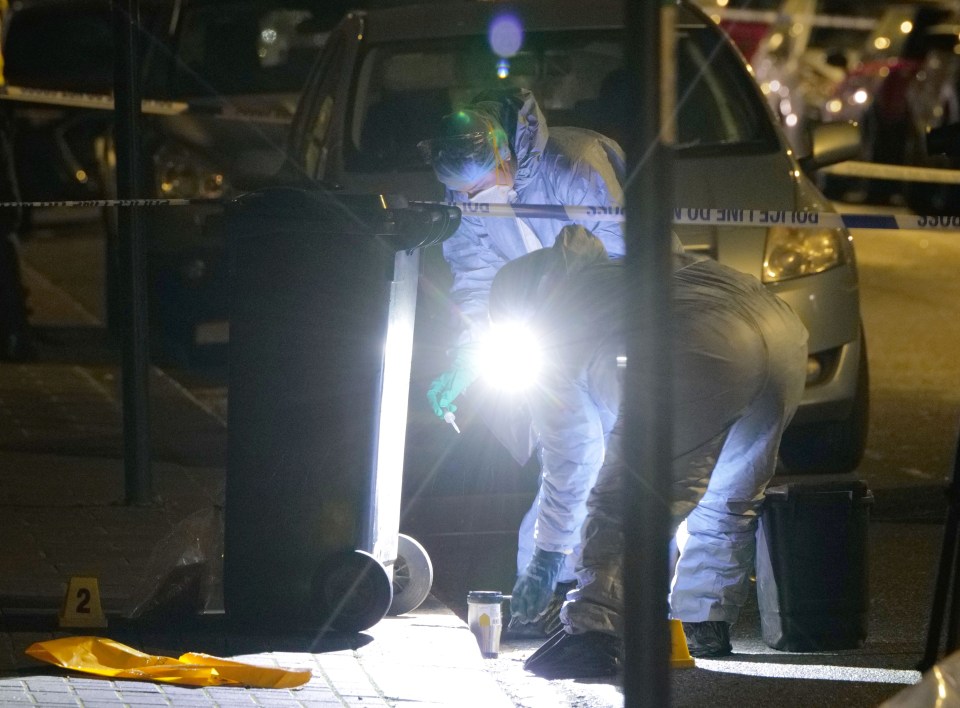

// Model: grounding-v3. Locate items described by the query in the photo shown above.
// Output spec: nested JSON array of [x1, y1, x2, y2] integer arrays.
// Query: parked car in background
[[822, 2, 956, 133], [95, 0, 349, 360], [5, 0, 432, 361], [900, 16, 960, 214], [751, 0, 882, 152], [820, 1, 959, 202], [271, 0, 869, 522]]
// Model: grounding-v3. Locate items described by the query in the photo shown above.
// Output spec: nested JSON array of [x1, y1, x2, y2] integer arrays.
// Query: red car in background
[[751, 0, 881, 153], [695, 0, 782, 59], [823, 0, 958, 176]]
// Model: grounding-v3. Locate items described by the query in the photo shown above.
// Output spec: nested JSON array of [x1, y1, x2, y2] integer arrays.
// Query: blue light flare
[[489, 12, 524, 58]]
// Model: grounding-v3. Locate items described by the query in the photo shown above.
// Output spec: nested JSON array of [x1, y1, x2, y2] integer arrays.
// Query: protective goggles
[[417, 131, 496, 172], [418, 130, 503, 191]]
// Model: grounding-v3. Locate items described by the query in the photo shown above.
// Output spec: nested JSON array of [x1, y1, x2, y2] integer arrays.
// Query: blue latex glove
[[427, 348, 480, 417], [510, 548, 565, 622]]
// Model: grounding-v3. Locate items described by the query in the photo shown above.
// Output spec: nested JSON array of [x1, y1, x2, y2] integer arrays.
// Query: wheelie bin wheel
[[388, 534, 434, 616], [311, 549, 393, 633]]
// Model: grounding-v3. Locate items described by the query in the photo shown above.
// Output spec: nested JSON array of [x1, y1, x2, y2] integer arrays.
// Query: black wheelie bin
[[755, 475, 873, 651], [223, 188, 460, 633]]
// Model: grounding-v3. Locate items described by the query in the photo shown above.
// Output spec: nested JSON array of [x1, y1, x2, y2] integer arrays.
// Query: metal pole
[[112, 0, 152, 504], [623, 0, 676, 705], [918, 427, 960, 670]]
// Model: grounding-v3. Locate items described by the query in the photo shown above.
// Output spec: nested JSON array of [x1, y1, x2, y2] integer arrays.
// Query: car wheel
[[778, 332, 869, 475]]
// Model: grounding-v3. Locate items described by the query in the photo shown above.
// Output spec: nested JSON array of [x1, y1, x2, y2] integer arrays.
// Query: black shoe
[[523, 629, 622, 679], [505, 582, 573, 640], [682, 621, 732, 658]]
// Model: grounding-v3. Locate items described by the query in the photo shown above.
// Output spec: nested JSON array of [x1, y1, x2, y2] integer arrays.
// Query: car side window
[[677, 32, 752, 146], [673, 24, 775, 151]]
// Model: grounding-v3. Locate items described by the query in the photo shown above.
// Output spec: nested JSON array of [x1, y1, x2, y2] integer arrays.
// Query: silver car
[[284, 0, 868, 476]]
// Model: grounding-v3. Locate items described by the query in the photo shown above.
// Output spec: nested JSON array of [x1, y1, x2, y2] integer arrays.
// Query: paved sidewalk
[[0, 596, 514, 707], [0, 333, 516, 706]]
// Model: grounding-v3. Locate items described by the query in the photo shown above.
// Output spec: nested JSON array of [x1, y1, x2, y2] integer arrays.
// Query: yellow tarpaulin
[[25, 636, 312, 689]]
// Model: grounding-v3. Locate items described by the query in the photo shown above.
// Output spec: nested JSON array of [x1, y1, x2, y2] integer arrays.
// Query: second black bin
[[755, 476, 873, 651]]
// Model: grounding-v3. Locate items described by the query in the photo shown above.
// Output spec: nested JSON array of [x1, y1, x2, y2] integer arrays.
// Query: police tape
[[454, 202, 960, 231], [671, 207, 960, 231], [7, 197, 960, 232], [0, 199, 204, 208], [0, 85, 293, 124]]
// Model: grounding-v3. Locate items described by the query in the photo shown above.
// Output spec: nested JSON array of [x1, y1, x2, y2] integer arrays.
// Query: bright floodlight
[[479, 321, 542, 391]]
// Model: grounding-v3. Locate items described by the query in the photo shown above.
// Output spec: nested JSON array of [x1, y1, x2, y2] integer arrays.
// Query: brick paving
[[0, 344, 515, 706]]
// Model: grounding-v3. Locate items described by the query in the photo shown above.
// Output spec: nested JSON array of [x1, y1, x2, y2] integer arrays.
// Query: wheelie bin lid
[[763, 475, 873, 503], [228, 188, 461, 251]]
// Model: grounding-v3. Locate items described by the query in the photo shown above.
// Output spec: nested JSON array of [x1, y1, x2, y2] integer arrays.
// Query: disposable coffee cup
[[467, 590, 506, 658]]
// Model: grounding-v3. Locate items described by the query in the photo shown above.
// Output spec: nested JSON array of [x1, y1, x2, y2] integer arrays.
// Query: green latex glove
[[427, 348, 480, 417], [511, 548, 565, 622]]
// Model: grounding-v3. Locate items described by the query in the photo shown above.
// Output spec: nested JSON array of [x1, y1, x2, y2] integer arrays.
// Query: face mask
[[470, 183, 514, 204]]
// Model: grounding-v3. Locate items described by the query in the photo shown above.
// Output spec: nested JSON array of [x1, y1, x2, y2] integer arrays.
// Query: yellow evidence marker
[[59, 576, 107, 628], [670, 619, 695, 669]]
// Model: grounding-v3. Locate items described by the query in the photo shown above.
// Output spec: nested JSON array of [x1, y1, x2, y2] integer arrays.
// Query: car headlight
[[762, 225, 851, 283], [154, 147, 226, 200], [478, 321, 542, 391]]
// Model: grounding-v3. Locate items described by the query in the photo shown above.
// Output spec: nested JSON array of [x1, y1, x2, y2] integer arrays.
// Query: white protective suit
[[441, 88, 627, 344], [488, 226, 808, 632], [435, 88, 634, 582]]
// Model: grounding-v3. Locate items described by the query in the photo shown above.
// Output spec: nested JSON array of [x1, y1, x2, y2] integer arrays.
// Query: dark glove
[[510, 548, 565, 622], [426, 347, 480, 417]]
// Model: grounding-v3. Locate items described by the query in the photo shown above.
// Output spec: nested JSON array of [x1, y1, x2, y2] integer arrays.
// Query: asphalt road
[[16, 202, 960, 707]]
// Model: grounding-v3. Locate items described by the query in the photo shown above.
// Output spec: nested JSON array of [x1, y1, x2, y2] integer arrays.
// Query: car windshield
[[345, 24, 777, 173], [155, 0, 332, 98]]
